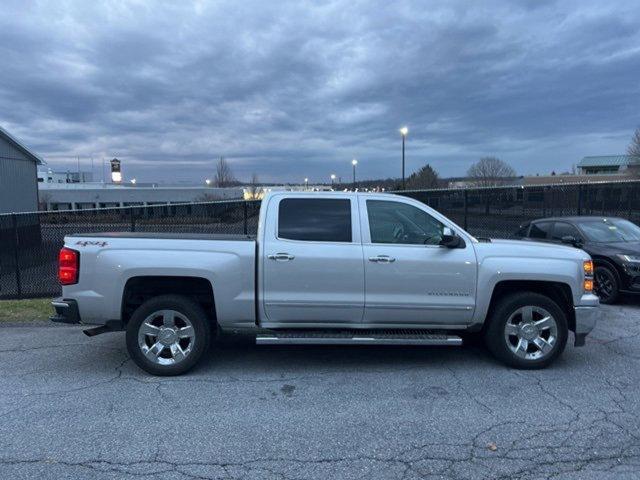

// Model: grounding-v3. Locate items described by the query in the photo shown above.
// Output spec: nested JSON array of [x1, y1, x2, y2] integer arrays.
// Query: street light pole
[[351, 159, 358, 190], [330, 174, 336, 188], [399, 127, 408, 190], [304, 177, 308, 190]]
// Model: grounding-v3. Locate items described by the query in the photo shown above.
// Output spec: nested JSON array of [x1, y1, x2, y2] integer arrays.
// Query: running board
[[256, 329, 462, 346]]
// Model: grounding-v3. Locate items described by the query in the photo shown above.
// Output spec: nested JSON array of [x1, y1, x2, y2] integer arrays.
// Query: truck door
[[261, 196, 365, 326], [359, 197, 477, 326]]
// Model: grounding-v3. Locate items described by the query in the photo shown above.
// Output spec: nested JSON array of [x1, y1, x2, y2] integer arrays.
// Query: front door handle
[[268, 253, 295, 261], [369, 255, 396, 263]]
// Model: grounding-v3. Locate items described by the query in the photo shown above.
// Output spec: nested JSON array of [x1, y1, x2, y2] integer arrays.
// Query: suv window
[[551, 222, 581, 242], [367, 200, 445, 245], [278, 198, 352, 242], [529, 221, 552, 239]]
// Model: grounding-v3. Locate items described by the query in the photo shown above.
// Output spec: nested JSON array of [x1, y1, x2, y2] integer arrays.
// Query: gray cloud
[[1, 0, 638, 183]]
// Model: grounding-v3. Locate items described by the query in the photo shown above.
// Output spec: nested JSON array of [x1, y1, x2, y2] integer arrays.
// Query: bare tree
[[628, 127, 640, 158], [406, 164, 440, 190], [246, 173, 261, 199], [214, 157, 237, 187], [467, 157, 517, 187]]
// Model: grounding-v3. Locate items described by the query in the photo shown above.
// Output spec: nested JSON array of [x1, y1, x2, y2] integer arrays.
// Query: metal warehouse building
[[0, 126, 45, 214]]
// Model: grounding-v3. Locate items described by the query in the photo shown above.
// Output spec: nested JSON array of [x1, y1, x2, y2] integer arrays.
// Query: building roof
[[0, 125, 46, 165], [577, 155, 638, 168]]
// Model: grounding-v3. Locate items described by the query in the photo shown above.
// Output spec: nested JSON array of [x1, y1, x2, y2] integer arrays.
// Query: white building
[[38, 182, 244, 211]]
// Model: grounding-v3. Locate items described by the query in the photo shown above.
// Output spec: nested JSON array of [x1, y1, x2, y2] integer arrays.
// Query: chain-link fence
[[0, 200, 261, 300], [2, 180, 640, 300], [400, 180, 640, 239]]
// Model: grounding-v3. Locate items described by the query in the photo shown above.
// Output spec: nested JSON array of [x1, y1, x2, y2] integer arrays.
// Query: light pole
[[399, 126, 408, 190], [304, 177, 309, 190], [330, 174, 336, 188], [351, 159, 358, 190]]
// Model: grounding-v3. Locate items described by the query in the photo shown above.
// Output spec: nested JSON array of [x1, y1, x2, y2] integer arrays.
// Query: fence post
[[577, 185, 582, 216], [129, 207, 136, 232], [11, 214, 22, 299], [243, 202, 248, 235], [463, 190, 468, 231]]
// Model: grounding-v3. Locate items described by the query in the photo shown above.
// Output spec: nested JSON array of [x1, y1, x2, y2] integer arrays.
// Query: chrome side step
[[256, 330, 462, 346]]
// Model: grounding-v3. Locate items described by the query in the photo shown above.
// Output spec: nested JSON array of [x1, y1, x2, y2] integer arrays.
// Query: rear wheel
[[594, 265, 619, 304], [126, 295, 211, 376], [484, 292, 568, 369]]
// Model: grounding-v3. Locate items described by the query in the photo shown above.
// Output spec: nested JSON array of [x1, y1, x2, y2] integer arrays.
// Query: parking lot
[[0, 302, 639, 480]]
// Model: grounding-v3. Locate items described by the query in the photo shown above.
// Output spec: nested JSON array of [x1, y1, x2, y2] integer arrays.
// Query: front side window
[[278, 198, 352, 242], [367, 200, 445, 245], [551, 222, 581, 242]]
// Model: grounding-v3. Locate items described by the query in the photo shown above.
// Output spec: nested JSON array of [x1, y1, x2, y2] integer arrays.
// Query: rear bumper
[[573, 304, 599, 347], [50, 298, 81, 324]]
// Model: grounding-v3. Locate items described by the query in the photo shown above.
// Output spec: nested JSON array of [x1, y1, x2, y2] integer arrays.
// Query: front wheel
[[484, 292, 568, 369], [126, 295, 211, 376], [594, 265, 619, 304]]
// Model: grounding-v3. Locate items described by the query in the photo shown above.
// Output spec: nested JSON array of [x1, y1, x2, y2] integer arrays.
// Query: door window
[[278, 198, 352, 242], [529, 221, 552, 239], [551, 222, 581, 242], [367, 200, 445, 245]]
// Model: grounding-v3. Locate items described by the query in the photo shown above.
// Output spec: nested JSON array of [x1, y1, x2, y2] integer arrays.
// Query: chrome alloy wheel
[[504, 306, 558, 361], [137, 310, 195, 366]]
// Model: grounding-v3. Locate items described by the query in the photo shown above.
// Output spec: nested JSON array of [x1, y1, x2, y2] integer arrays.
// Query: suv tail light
[[58, 247, 79, 285]]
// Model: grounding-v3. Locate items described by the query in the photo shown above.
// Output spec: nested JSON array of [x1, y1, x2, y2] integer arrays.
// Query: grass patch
[[0, 298, 52, 323]]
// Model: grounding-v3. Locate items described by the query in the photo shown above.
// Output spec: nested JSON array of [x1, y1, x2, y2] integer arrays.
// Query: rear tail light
[[58, 247, 79, 285]]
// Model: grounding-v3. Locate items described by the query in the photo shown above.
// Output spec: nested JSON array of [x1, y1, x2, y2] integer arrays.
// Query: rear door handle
[[369, 255, 395, 263], [268, 253, 295, 261]]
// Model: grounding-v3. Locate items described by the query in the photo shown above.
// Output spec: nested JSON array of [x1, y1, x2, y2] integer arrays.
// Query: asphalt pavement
[[1, 302, 640, 479]]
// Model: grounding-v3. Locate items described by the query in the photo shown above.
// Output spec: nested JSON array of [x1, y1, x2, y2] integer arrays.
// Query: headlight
[[617, 254, 640, 263]]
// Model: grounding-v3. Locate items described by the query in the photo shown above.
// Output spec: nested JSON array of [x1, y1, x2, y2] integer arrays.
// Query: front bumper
[[573, 304, 599, 347], [50, 298, 81, 324]]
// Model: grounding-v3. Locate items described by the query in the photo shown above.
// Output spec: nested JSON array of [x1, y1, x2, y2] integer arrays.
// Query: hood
[[473, 238, 589, 262], [587, 241, 640, 256]]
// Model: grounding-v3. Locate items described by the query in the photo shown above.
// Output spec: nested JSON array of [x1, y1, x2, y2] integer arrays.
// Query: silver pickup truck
[[51, 191, 600, 375]]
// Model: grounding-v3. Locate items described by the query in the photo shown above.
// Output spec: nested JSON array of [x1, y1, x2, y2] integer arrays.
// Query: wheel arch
[[121, 276, 216, 327], [483, 280, 575, 333]]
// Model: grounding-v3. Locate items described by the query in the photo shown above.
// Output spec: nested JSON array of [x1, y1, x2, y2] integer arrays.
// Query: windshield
[[577, 219, 640, 243]]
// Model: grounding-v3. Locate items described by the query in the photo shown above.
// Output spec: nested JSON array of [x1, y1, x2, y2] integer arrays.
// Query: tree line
[[205, 126, 640, 194]]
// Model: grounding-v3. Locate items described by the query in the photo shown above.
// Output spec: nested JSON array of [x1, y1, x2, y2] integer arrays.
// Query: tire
[[126, 295, 211, 376], [484, 292, 568, 369], [594, 265, 619, 304]]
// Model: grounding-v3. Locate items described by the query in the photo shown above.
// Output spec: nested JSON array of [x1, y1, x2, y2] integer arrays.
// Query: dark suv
[[515, 217, 640, 304]]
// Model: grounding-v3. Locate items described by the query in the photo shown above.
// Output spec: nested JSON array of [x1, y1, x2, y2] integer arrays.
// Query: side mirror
[[561, 235, 582, 247], [439, 227, 465, 248]]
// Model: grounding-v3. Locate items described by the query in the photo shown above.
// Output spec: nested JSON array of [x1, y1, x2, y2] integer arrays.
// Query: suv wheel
[[484, 292, 568, 369], [126, 295, 211, 376], [594, 265, 619, 304]]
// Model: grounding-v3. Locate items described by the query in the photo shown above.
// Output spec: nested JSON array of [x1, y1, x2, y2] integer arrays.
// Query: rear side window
[[529, 221, 552, 239], [278, 198, 352, 242]]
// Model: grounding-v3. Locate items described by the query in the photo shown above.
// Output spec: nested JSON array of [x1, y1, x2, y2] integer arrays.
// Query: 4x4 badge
[[75, 240, 108, 247]]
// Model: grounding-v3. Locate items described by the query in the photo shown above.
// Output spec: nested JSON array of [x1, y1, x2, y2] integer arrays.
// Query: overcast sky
[[1, 0, 639, 184]]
